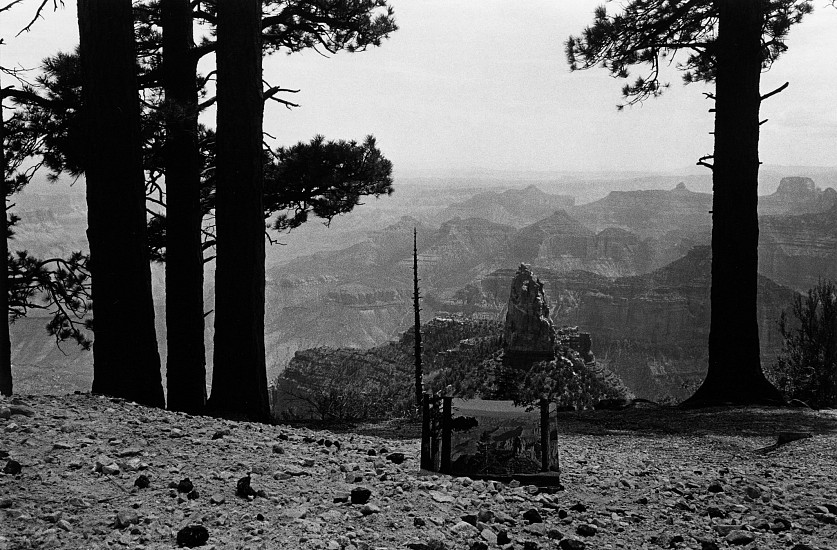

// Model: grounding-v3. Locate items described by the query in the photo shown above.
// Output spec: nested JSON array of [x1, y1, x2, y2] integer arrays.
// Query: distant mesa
[[437, 185, 575, 228], [758, 176, 836, 216], [776, 176, 816, 196]]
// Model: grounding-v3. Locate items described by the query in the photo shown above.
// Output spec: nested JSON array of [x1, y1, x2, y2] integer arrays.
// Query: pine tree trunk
[[0, 71, 11, 397], [78, 0, 165, 408], [162, 0, 206, 414], [685, 0, 784, 406], [207, 0, 270, 421], [413, 228, 423, 406]]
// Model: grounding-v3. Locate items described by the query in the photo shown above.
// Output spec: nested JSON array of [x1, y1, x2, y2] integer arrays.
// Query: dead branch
[[761, 82, 788, 102], [696, 154, 714, 170]]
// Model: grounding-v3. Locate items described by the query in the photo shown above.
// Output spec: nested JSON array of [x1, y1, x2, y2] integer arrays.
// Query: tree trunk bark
[[0, 66, 11, 397], [162, 0, 206, 414], [685, 0, 784, 406], [207, 0, 270, 421], [413, 228, 423, 407], [78, 0, 165, 407]]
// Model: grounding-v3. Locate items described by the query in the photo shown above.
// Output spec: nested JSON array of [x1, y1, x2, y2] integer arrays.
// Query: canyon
[[7, 172, 837, 401]]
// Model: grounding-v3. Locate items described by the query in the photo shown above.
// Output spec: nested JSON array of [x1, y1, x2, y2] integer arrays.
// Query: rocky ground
[[1, 394, 837, 550]]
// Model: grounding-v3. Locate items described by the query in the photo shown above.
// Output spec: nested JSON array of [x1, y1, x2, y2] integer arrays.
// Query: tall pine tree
[[78, 0, 165, 407], [0, 46, 10, 397], [161, 0, 207, 414], [207, 0, 270, 420], [567, 0, 811, 406]]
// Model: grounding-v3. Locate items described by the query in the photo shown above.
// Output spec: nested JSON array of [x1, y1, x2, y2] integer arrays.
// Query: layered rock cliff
[[759, 204, 837, 292]]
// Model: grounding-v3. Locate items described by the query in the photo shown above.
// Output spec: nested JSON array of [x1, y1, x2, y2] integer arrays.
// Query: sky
[[2, 1, 836, 177]]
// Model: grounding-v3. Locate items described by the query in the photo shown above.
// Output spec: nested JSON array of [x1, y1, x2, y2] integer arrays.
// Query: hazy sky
[[2, 1, 836, 176]]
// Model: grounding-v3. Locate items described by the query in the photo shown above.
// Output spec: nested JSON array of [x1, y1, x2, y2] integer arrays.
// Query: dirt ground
[[2, 393, 836, 550]]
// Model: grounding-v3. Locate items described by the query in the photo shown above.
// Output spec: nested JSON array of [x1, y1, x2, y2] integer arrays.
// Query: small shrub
[[766, 279, 837, 408]]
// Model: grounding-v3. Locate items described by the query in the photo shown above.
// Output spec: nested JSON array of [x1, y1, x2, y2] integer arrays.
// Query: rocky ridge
[[2, 394, 837, 549]]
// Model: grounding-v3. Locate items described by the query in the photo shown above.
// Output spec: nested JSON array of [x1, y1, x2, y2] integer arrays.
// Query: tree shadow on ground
[[555, 405, 837, 438]]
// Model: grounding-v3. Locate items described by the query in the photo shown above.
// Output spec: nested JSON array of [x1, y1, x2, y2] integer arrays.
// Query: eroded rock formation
[[503, 264, 555, 358]]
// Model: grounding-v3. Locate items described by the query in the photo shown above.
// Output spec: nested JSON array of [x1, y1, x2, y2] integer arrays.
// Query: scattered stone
[[576, 524, 597, 537], [0, 407, 10, 420], [451, 520, 477, 534], [8, 404, 35, 417], [523, 542, 539, 550], [769, 517, 791, 532], [114, 510, 140, 529], [700, 541, 720, 550], [655, 533, 685, 548], [116, 448, 142, 458], [724, 530, 755, 546], [3, 459, 21, 475], [558, 539, 585, 550], [470, 542, 489, 550], [360, 504, 381, 515], [367, 449, 377, 456], [56, 519, 73, 532], [101, 462, 120, 476], [496, 530, 511, 545], [523, 508, 543, 524], [407, 541, 447, 550], [547, 529, 564, 540], [480, 528, 497, 544], [524, 523, 546, 536], [272, 443, 284, 454], [477, 509, 495, 523], [461, 514, 478, 526], [744, 486, 762, 499], [414, 517, 426, 527], [569, 502, 587, 512], [0, 498, 12, 508], [386, 452, 405, 465], [177, 478, 194, 493], [350, 486, 372, 505], [706, 506, 726, 518], [430, 491, 456, 504], [707, 481, 724, 493], [134, 475, 150, 489], [176, 525, 209, 548], [235, 475, 257, 498]]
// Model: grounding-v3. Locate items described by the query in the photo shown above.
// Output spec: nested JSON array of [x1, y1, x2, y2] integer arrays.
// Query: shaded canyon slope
[[759, 202, 837, 292]]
